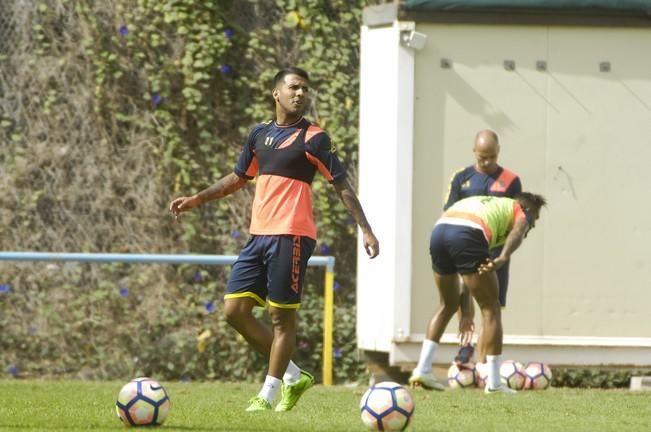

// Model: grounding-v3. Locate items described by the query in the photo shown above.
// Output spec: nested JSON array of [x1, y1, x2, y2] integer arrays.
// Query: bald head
[[473, 129, 500, 174], [474, 130, 499, 151]]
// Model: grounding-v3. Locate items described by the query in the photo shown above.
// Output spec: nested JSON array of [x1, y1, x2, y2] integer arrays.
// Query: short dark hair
[[515, 192, 547, 212], [273, 67, 309, 87]]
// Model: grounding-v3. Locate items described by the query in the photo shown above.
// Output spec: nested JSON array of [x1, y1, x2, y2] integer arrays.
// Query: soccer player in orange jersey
[[169, 67, 379, 412]]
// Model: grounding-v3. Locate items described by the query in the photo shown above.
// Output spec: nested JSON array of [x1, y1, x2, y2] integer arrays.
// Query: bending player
[[409, 193, 545, 393]]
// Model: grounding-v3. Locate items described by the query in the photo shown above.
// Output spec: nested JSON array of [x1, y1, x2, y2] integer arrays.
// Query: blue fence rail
[[0, 251, 336, 385], [0, 251, 335, 271]]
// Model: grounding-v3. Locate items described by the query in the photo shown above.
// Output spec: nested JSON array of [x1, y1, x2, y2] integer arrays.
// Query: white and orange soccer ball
[[115, 377, 171, 426], [524, 362, 553, 390], [360, 381, 415, 431], [447, 363, 478, 389], [500, 360, 527, 390]]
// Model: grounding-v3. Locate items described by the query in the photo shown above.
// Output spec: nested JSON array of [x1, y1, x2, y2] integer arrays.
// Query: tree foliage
[[0, 0, 378, 381]]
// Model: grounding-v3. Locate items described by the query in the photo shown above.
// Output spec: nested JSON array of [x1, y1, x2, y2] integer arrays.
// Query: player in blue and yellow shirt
[[170, 67, 379, 412], [443, 130, 522, 367], [444, 130, 522, 306]]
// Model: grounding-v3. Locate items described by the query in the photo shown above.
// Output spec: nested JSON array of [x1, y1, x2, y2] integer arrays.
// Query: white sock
[[414, 340, 438, 374], [257, 375, 282, 404], [486, 355, 501, 389], [283, 360, 301, 384]]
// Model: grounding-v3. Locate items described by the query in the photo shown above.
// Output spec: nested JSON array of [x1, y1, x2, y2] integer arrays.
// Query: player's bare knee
[[477, 301, 501, 319], [223, 307, 241, 327], [223, 300, 250, 327], [269, 309, 296, 333], [441, 300, 460, 319]]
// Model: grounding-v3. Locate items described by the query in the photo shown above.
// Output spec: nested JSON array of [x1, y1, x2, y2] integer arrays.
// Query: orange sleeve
[[513, 201, 526, 221]]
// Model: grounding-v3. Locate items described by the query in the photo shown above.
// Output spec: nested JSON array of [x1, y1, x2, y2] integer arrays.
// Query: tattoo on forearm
[[501, 221, 526, 259], [198, 174, 245, 202], [339, 188, 371, 231]]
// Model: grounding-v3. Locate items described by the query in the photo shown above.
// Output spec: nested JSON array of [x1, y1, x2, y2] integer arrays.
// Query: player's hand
[[458, 317, 474, 346], [169, 195, 201, 220], [363, 231, 379, 258], [477, 256, 506, 274], [477, 258, 495, 274]]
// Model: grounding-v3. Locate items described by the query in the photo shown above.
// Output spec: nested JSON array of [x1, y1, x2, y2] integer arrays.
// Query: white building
[[356, 0, 651, 371]]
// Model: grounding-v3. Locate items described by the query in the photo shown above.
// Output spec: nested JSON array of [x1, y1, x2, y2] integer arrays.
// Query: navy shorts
[[225, 235, 316, 309], [429, 224, 489, 275]]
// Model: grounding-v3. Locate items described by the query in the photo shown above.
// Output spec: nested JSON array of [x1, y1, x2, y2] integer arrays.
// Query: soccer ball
[[524, 362, 552, 390], [447, 363, 478, 389], [360, 381, 414, 431], [500, 360, 526, 390], [116, 377, 171, 426]]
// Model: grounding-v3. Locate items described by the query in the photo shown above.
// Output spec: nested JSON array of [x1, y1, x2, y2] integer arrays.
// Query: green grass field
[[1, 380, 650, 431]]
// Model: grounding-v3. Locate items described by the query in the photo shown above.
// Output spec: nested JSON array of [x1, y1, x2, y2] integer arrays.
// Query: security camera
[[400, 30, 427, 50]]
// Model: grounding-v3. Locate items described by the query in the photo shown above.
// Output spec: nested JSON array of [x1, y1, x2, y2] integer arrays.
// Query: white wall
[[357, 22, 415, 352], [542, 27, 651, 338]]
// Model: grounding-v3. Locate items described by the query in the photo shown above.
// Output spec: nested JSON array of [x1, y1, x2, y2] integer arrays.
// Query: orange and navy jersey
[[233, 117, 347, 240], [443, 165, 522, 211]]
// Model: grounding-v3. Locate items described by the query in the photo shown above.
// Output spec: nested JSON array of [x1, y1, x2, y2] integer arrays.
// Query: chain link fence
[[1, 1, 33, 144]]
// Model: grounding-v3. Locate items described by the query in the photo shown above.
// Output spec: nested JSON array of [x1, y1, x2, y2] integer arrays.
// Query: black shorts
[[225, 235, 316, 309], [429, 224, 489, 275]]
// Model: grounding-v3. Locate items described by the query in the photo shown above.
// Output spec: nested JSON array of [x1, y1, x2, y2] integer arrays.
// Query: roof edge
[[362, 1, 651, 27], [363, 3, 400, 27], [398, 7, 651, 26]]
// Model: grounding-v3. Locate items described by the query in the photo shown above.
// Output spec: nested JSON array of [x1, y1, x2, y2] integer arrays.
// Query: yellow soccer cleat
[[275, 370, 315, 412], [245, 396, 272, 412], [408, 372, 446, 391]]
